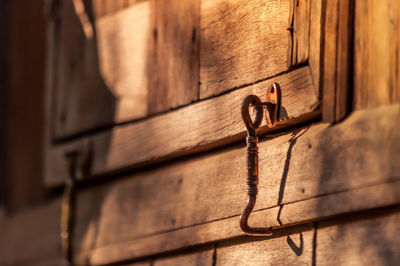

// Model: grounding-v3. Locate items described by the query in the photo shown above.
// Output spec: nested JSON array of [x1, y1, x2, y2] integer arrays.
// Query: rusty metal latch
[[240, 82, 281, 236]]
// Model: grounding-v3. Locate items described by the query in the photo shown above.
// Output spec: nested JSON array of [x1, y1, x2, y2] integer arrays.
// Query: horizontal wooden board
[[153, 248, 214, 266], [45, 66, 319, 186], [316, 208, 400, 265], [200, 0, 290, 98], [75, 181, 400, 265], [73, 104, 400, 264], [354, 0, 400, 109], [0, 199, 63, 266], [217, 225, 314, 266]]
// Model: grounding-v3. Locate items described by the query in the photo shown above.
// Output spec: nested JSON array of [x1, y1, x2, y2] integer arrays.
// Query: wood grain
[[217, 226, 314, 266], [75, 180, 400, 265], [288, 0, 310, 67], [147, 0, 199, 114], [54, 0, 117, 139], [309, 0, 322, 97], [96, 2, 150, 122], [317, 208, 400, 265], [153, 248, 213, 266], [73, 104, 400, 264], [354, 0, 400, 109], [322, 0, 353, 122], [200, 0, 290, 98], [92, 0, 146, 19], [0, 199, 63, 266], [45, 67, 319, 186]]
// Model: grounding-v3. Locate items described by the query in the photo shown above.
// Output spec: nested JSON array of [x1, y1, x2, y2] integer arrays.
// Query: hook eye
[[265, 82, 282, 128], [241, 95, 263, 135]]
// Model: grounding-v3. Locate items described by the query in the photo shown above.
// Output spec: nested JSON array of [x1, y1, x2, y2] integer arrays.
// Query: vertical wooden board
[[55, 0, 116, 138], [4, 0, 46, 210], [153, 248, 213, 266], [322, 0, 352, 122], [309, 0, 322, 97], [317, 209, 400, 265], [322, 0, 338, 123], [354, 0, 400, 109], [288, 0, 310, 66], [200, 0, 290, 98], [147, 0, 199, 114], [54, 1, 150, 139], [217, 226, 314, 265], [96, 2, 150, 122]]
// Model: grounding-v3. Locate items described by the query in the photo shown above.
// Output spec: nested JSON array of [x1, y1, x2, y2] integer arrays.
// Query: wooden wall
[[1, 0, 400, 265]]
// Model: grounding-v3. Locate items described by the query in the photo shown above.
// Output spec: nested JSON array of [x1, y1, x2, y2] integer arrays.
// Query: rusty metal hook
[[239, 82, 281, 236]]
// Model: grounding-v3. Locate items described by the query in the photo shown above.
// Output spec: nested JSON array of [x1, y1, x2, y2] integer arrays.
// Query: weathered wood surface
[[153, 248, 214, 266], [75, 181, 400, 265], [354, 0, 400, 109], [2, 0, 47, 210], [317, 208, 400, 265], [288, 0, 310, 67], [309, 0, 322, 97], [147, 0, 199, 114], [322, 0, 353, 122], [45, 67, 319, 185], [0, 199, 63, 266], [92, 0, 146, 19], [73, 104, 400, 264], [217, 225, 314, 266], [96, 2, 150, 123], [54, 0, 120, 139], [200, 0, 290, 98]]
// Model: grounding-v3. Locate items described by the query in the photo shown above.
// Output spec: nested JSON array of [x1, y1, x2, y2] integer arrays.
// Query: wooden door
[[1, 0, 400, 265]]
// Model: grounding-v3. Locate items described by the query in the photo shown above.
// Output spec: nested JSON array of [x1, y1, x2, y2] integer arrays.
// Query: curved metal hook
[[239, 82, 281, 236]]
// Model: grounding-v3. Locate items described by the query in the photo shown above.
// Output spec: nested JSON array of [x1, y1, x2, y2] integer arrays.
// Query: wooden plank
[[288, 0, 310, 67], [54, 1, 150, 139], [147, 0, 199, 114], [75, 181, 400, 265], [217, 225, 314, 266], [153, 248, 213, 266], [45, 66, 319, 185], [74, 104, 400, 264], [200, 0, 290, 98], [354, 0, 400, 109], [322, 0, 353, 122], [92, 0, 146, 19], [309, 0, 322, 98], [0, 198, 63, 265], [2, 0, 47, 210], [96, 2, 149, 122], [316, 208, 400, 265]]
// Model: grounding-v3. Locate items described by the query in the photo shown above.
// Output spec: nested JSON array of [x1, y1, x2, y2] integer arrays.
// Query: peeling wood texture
[[354, 0, 400, 109], [200, 0, 290, 98], [322, 0, 353, 122], [0, 199, 63, 266], [317, 209, 400, 265], [45, 67, 319, 186], [217, 225, 314, 266], [288, 0, 310, 67], [147, 0, 199, 114], [72, 104, 400, 265]]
